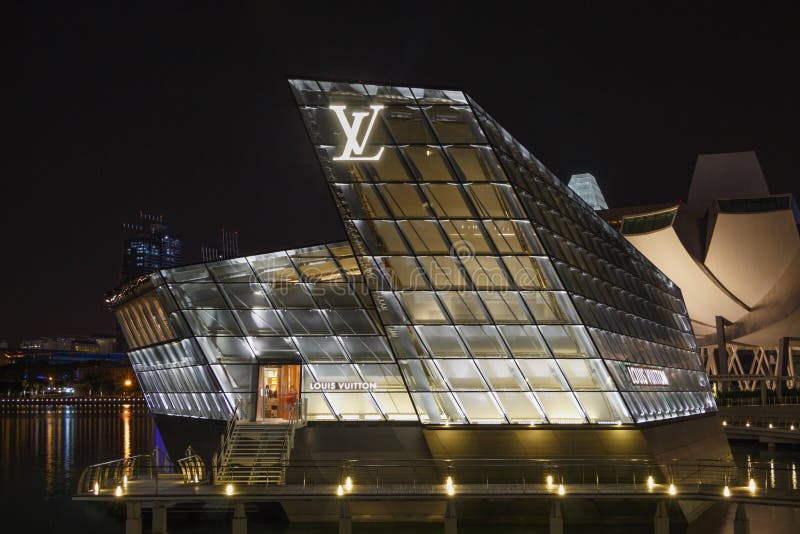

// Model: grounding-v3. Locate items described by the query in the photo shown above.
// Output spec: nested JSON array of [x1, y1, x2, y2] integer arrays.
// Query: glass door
[[257, 365, 300, 421]]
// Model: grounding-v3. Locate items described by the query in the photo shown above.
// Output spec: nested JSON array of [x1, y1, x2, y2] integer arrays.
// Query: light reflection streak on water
[[746, 453, 752, 480], [792, 463, 797, 490], [770, 459, 775, 489], [122, 405, 131, 458]]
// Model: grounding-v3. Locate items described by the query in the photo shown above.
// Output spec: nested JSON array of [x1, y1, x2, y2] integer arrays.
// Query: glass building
[[109, 79, 715, 428]]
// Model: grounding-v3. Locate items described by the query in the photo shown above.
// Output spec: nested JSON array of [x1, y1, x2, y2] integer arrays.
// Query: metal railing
[[176, 454, 207, 484], [76, 447, 172, 494]]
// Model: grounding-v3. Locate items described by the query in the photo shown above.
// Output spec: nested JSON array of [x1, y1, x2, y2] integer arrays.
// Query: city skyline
[[4, 4, 798, 344]]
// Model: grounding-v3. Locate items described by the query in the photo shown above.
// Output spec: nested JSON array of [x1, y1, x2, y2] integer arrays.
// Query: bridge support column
[[232, 502, 247, 534], [338, 501, 351, 534], [445, 499, 457, 534], [777, 337, 790, 400], [152, 504, 167, 534], [653, 500, 668, 534], [549, 500, 563, 534], [715, 316, 729, 392], [733, 503, 749, 534], [125, 502, 142, 534]]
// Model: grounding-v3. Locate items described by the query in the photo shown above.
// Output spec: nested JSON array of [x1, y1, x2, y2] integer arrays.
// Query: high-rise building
[[568, 173, 608, 210], [201, 228, 239, 262], [121, 211, 183, 281]]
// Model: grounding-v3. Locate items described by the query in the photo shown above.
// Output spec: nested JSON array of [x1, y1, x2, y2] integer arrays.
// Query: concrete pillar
[[232, 502, 247, 534], [716, 316, 729, 392], [777, 337, 790, 400], [152, 504, 167, 534], [125, 502, 142, 534], [549, 500, 563, 534], [445, 499, 457, 534], [654, 500, 669, 534], [338, 501, 351, 534], [733, 503, 749, 534]]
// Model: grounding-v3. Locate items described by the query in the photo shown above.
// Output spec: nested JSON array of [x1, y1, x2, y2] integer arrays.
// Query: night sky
[[4, 3, 797, 345]]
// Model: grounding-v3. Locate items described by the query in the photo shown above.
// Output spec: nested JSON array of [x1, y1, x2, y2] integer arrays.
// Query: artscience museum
[[107, 78, 730, 465]]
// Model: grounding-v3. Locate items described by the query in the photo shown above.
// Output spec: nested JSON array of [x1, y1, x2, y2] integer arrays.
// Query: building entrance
[[256, 365, 300, 421]]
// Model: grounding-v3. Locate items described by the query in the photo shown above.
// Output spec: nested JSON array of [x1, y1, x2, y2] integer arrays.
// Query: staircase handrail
[[216, 398, 242, 481]]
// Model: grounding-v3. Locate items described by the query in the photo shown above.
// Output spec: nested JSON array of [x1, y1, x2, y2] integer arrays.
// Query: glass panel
[[522, 292, 580, 324], [446, 146, 507, 183], [412, 87, 467, 104], [575, 392, 632, 423], [479, 292, 530, 323], [539, 326, 597, 358], [457, 325, 508, 357], [304, 393, 336, 421], [379, 184, 433, 218], [375, 256, 429, 289], [355, 364, 406, 391], [465, 184, 523, 218], [248, 336, 299, 360], [516, 359, 570, 390], [208, 258, 256, 283], [183, 309, 242, 336], [365, 84, 415, 104], [280, 310, 332, 335], [219, 283, 271, 309], [397, 292, 448, 324], [424, 106, 487, 144], [382, 106, 435, 144], [498, 325, 550, 357], [438, 292, 488, 323], [233, 310, 286, 336], [557, 359, 615, 391], [308, 283, 361, 308], [325, 392, 383, 421], [484, 220, 542, 254], [475, 360, 528, 390], [495, 392, 545, 423], [324, 309, 379, 335], [248, 253, 299, 283], [162, 264, 212, 283], [534, 392, 586, 423], [293, 257, 345, 283], [265, 284, 316, 308], [440, 220, 492, 254], [294, 336, 348, 362], [435, 359, 487, 390], [421, 184, 474, 217], [418, 256, 469, 289], [386, 326, 429, 358], [397, 220, 450, 254], [403, 146, 455, 182], [170, 284, 226, 309], [453, 392, 505, 423], [340, 336, 394, 362], [411, 392, 466, 424], [415, 325, 468, 357], [372, 392, 418, 421], [399, 360, 447, 391], [355, 220, 410, 254], [502, 257, 561, 289], [460, 256, 510, 289], [327, 146, 413, 182], [196, 336, 255, 363]]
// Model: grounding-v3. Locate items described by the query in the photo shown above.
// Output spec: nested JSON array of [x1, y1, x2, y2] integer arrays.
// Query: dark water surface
[[1, 404, 798, 533]]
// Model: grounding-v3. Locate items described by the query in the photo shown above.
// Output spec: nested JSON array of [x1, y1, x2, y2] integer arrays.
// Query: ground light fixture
[[225, 484, 234, 496], [445, 476, 455, 496], [546, 475, 554, 489], [337, 484, 345, 496], [122, 475, 127, 488], [723, 486, 731, 497], [115, 486, 123, 497], [557, 484, 566, 496], [668, 483, 677, 496], [748, 479, 756, 493], [344, 476, 353, 492], [647, 476, 655, 490], [93, 482, 99, 495]]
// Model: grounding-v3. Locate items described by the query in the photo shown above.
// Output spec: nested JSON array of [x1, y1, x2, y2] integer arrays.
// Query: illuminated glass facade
[[110, 78, 715, 425]]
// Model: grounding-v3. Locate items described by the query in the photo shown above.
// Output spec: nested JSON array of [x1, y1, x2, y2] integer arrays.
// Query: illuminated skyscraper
[[121, 212, 183, 282]]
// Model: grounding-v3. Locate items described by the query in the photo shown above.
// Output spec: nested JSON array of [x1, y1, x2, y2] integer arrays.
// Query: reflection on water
[[0, 403, 153, 533]]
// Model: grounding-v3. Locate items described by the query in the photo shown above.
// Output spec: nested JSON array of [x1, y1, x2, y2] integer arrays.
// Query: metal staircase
[[214, 402, 303, 486]]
